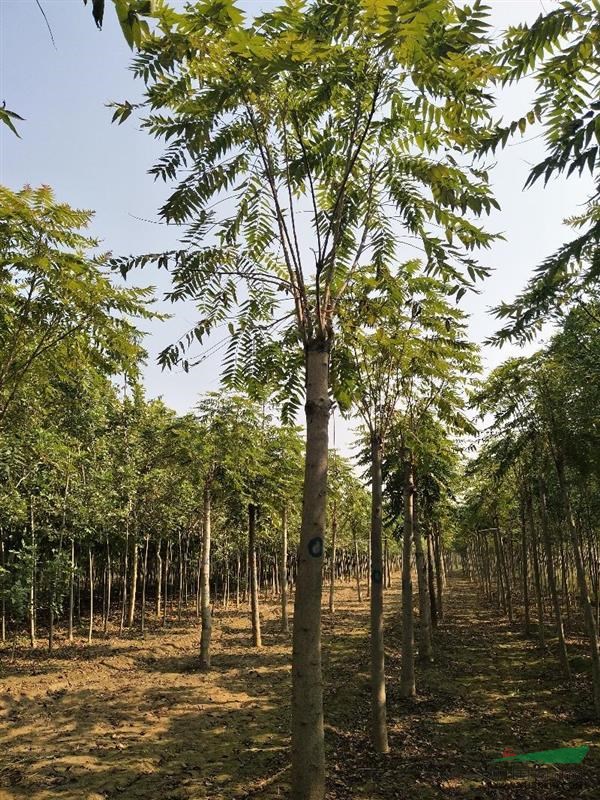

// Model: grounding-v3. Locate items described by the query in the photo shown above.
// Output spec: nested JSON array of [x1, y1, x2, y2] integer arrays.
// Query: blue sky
[[0, 0, 594, 453]]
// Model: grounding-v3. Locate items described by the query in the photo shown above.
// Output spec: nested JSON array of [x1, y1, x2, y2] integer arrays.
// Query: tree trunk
[[49, 551, 58, 653], [29, 498, 36, 649], [127, 539, 138, 628], [177, 531, 183, 622], [400, 455, 416, 698], [527, 492, 546, 649], [281, 507, 289, 633], [155, 538, 162, 619], [77, 568, 81, 623], [426, 527, 438, 628], [49, 570, 56, 653], [353, 529, 362, 603], [249, 503, 262, 648], [554, 455, 600, 716], [199, 479, 212, 670], [433, 523, 444, 621], [49, 477, 69, 652], [559, 536, 571, 629], [492, 527, 506, 613], [141, 535, 150, 634], [87, 546, 94, 645], [68, 538, 75, 642], [119, 523, 129, 636], [0, 529, 5, 642], [291, 342, 328, 800], [328, 503, 337, 616], [383, 536, 392, 589], [163, 541, 170, 627], [538, 482, 570, 679], [366, 536, 371, 599], [519, 497, 531, 637], [413, 491, 433, 662], [224, 556, 230, 609], [183, 534, 190, 607], [104, 536, 112, 634], [482, 532, 493, 602], [369, 433, 389, 752], [195, 539, 202, 619], [497, 524, 513, 622]]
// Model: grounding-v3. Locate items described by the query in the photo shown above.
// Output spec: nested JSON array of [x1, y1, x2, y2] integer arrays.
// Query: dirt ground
[[1, 577, 599, 799]]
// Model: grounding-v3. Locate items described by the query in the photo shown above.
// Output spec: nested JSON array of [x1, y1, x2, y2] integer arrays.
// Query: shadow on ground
[[1, 579, 599, 799]]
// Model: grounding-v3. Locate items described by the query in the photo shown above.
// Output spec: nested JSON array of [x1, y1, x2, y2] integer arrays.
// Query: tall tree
[[114, 2, 499, 794], [334, 262, 476, 747], [379, 294, 478, 698]]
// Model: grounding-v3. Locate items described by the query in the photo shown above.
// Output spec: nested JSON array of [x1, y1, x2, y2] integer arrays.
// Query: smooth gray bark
[[291, 343, 328, 800], [413, 491, 433, 662], [249, 503, 262, 648], [369, 434, 389, 752], [400, 456, 416, 698], [199, 479, 212, 670], [281, 507, 289, 633]]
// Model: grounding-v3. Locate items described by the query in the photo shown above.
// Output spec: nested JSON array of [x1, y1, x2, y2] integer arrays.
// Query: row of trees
[[1, 182, 466, 777], [0, 282, 459, 685], [3, 0, 598, 797], [451, 0, 600, 730], [459, 302, 600, 717], [0, 368, 384, 654], [0, 190, 463, 640]]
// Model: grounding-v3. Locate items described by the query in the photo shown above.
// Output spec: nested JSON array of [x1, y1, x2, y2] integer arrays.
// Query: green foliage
[[0, 104, 24, 137], [462, 301, 600, 553], [328, 451, 371, 551], [112, 0, 499, 403], [480, 1, 600, 343], [0, 374, 310, 636], [492, 202, 599, 344], [0, 184, 156, 423], [3, 543, 32, 626], [333, 261, 480, 440], [383, 411, 463, 542], [84, 0, 156, 46]]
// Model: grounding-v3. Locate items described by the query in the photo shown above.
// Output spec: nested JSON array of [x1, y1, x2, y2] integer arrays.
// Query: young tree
[[263, 424, 304, 634], [325, 452, 371, 615], [334, 263, 473, 747], [378, 293, 478, 698], [195, 393, 268, 662]]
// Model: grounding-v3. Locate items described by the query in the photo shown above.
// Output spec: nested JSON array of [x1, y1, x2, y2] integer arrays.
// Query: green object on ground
[[492, 746, 589, 765]]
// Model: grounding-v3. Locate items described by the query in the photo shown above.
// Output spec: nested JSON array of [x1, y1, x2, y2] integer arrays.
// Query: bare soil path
[[0, 577, 598, 799]]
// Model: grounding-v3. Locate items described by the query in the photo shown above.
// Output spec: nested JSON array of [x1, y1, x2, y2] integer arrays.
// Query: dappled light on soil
[[2, 579, 598, 799]]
